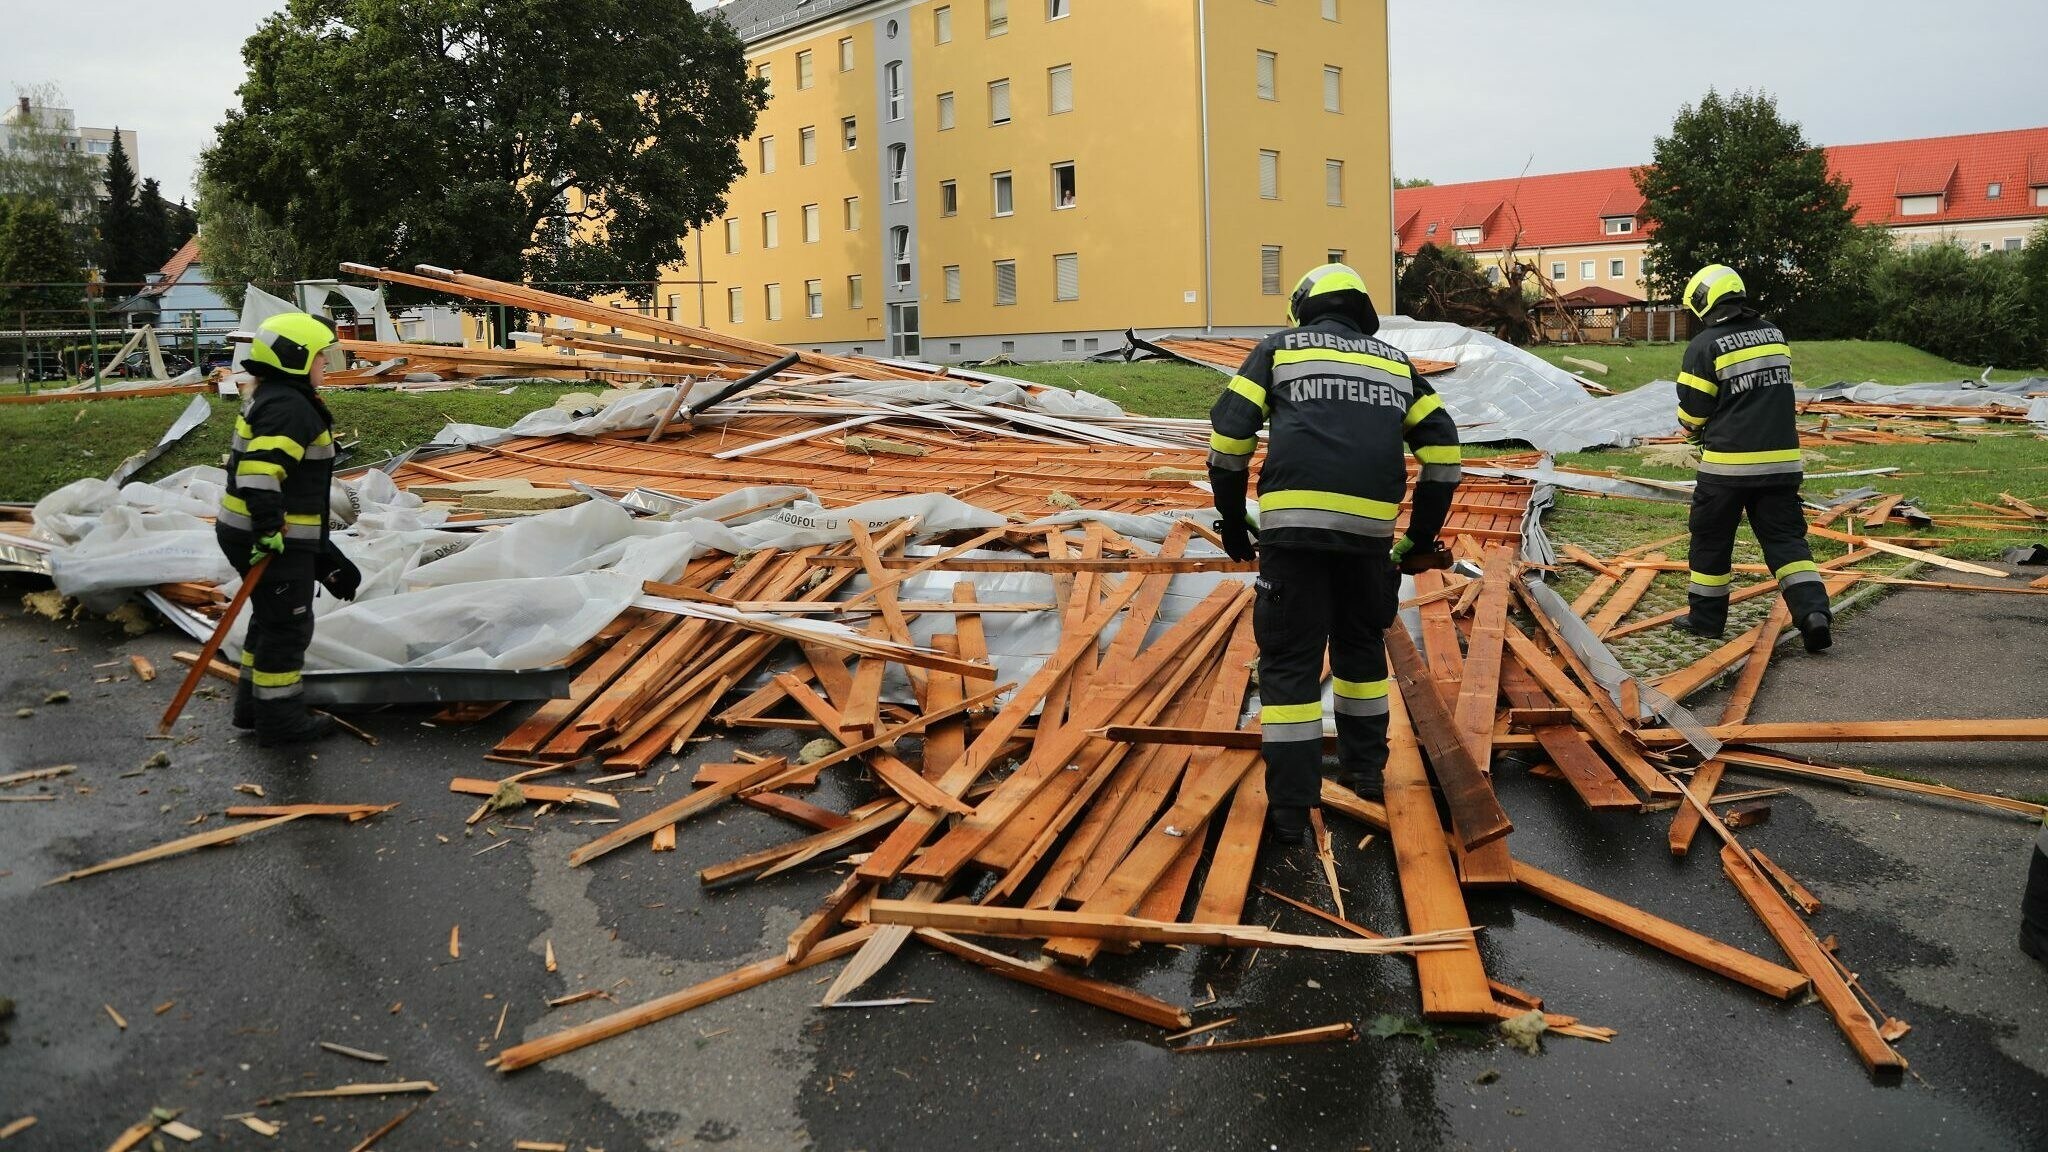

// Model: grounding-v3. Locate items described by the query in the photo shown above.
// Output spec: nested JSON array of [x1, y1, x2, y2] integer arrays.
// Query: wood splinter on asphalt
[[1172, 1021, 1356, 1054]]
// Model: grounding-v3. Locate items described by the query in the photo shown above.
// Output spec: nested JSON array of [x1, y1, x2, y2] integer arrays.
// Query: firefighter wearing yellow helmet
[[215, 312, 359, 746], [1207, 263, 1463, 845], [1672, 265, 1832, 652]]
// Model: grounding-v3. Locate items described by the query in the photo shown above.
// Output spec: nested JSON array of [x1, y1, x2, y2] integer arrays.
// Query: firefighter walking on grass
[[1670, 264, 1833, 653], [216, 312, 361, 747], [1208, 264, 1462, 846]]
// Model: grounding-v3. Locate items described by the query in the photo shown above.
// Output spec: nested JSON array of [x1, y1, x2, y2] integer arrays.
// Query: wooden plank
[[775, 674, 972, 814], [921, 635, 967, 781], [805, 555, 1255, 574], [915, 930, 1189, 1029], [1500, 627, 1680, 799], [44, 814, 305, 885], [1806, 524, 2005, 577], [567, 758, 790, 867], [1191, 773, 1267, 924], [1569, 573, 1620, 618], [1587, 553, 1663, 636], [448, 778, 619, 809], [1173, 1022, 1355, 1053], [845, 519, 929, 705], [1513, 856, 1809, 999], [699, 803, 907, 887], [1384, 629, 1514, 852], [1561, 543, 1624, 579], [1667, 760, 1725, 858], [869, 900, 1473, 955], [742, 682, 1011, 796], [1414, 571, 1466, 684], [1497, 649, 1639, 811], [1750, 848, 1822, 914], [1719, 844, 1905, 1078], [1377, 683, 1497, 1021], [497, 613, 672, 755], [495, 927, 879, 1072], [1604, 548, 1880, 639], [1453, 545, 1513, 768], [1644, 718, 2048, 746], [1714, 749, 2048, 820], [786, 874, 871, 962]]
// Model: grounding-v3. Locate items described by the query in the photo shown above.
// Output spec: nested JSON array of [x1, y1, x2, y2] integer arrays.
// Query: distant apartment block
[[0, 97, 141, 196]]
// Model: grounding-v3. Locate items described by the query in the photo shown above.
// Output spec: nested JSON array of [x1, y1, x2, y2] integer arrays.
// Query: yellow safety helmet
[[1683, 264, 1746, 320], [242, 312, 339, 377], [1286, 262, 1373, 326]]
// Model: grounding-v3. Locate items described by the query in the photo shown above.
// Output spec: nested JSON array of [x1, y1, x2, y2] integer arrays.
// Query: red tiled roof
[[1548, 284, 1643, 309], [1451, 199, 1502, 230], [141, 236, 201, 298], [1395, 126, 2048, 256]]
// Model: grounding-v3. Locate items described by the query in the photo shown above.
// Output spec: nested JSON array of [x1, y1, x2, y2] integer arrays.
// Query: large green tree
[[193, 170, 301, 311], [0, 84, 100, 235], [1869, 243, 2040, 369], [1636, 89, 1862, 332], [203, 0, 767, 301], [0, 199, 86, 325], [95, 130, 149, 292], [135, 177, 180, 274]]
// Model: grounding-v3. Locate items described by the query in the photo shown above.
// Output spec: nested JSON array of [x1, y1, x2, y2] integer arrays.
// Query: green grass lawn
[[989, 360, 1222, 421], [1528, 341, 2045, 393]]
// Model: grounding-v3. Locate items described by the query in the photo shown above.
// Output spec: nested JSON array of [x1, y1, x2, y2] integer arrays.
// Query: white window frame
[[2004, 236, 2026, 251], [988, 0, 1008, 36], [842, 116, 858, 150], [1322, 0, 1339, 19], [724, 217, 741, 254], [935, 5, 952, 43], [764, 282, 783, 323], [1256, 50, 1277, 100], [1052, 161, 1076, 209], [757, 62, 773, 96], [1048, 64, 1074, 115], [1452, 226, 1481, 246], [992, 170, 1014, 217], [989, 78, 1012, 125], [1260, 245, 1283, 295], [1604, 217, 1634, 235], [937, 91, 957, 130], [805, 279, 824, 319], [727, 286, 745, 324], [839, 36, 855, 71], [762, 211, 779, 248], [994, 259, 1018, 306], [943, 264, 962, 302], [796, 50, 814, 90], [799, 126, 817, 166], [940, 179, 959, 217], [1550, 261, 1565, 279], [1580, 260, 1596, 279], [759, 135, 776, 173], [844, 196, 860, 230], [1609, 258, 1626, 279], [1327, 249, 1345, 264], [848, 274, 865, 309], [1048, 0, 1069, 18], [1258, 149, 1280, 200], [2034, 186, 2047, 208], [1053, 252, 1079, 302], [1986, 181, 2001, 199], [1899, 194, 1941, 216], [1323, 66, 1342, 113], [885, 63, 905, 120], [1325, 159, 1343, 207], [802, 203, 821, 243], [891, 226, 912, 285], [889, 144, 909, 203]]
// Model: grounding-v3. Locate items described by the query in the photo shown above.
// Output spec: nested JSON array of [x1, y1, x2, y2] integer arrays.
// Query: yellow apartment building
[[653, 0, 1393, 362]]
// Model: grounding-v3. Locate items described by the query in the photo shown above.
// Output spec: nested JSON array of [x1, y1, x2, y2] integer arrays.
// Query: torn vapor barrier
[[1520, 578, 1721, 758], [106, 395, 214, 487]]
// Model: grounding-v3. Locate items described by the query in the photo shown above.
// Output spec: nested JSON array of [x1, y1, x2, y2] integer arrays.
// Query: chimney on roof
[[16, 97, 28, 117]]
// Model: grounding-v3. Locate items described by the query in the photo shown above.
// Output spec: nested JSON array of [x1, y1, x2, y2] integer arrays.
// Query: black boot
[[1335, 769, 1384, 800], [2023, 834, 2048, 968], [255, 697, 337, 748], [1800, 612, 1833, 654], [1671, 614, 1725, 640], [232, 669, 255, 731], [1268, 806, 1309, 847]]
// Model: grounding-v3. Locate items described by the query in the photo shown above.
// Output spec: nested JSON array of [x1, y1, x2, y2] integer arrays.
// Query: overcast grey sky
[[3, 1, 2042, 205]]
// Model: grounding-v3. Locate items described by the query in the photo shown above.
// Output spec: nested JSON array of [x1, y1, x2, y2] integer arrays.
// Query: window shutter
[[728, 287, 744, 324], [936, 5, 952, 42], [1325, 160, 1343, 206], [991, 80, 1011, 123], [939, 92, 956, 129], [1256, 51, 1276, 99], [944, 266, 962, 301], [994, 261, 1017, 305], [765, 283, 782, 322], [797, 51, 813, 89], [724, 218, 740, 254], [803, 204, 820, 242], [763, 212, 778, 248], [848, 275, 864, 309], [1049, 66, 1073, 114], [839, 37, 854, 71], [800, 127, 816, 165], [1324, 67, 1341, 112], [845, 197, 860, 230], [1259, 151, 1279, 200], [761, 136, 775, 173], [989, 0, 1008, 34], [1322, 0, 1338, 18], [1261, 246, 1283, 295], [1055, 253, 1079, 301]]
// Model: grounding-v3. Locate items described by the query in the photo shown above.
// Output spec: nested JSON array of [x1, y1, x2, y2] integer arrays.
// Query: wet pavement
[[1, 571, 2043, 1150]]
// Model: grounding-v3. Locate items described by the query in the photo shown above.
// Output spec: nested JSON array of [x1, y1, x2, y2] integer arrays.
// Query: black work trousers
[[1684, 480, 1831, 632], [2025, 822, 2048, 949], [217, 528, 318, 701], [1253, 545, 1399, 812]]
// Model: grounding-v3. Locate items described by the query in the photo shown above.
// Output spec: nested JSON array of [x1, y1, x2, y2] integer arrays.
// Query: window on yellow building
[[842, 117, 858, 150], [1323, 66, 1341, 112], [885, 63, 905, 120], [759, 136, 776, 173], [803, 203, 820, 243], [1323, 0, 1339, 18], [1327, 249, 1345, 264], [667, 293, 680, 322], [805, 279, 823, 318], [1580, 260, 1595, 279], [762, 211, 779, 248], [1604, 217, 1634, 235], [935, 5, 952, 42], [796, 50, 814, 89], [888, 145, 908, 203], [992, 171, 1014, 216], [891, 227, 912, 284], [988, 0, 1008, 36], [1260, 246, 1283, 294], [844, 196, 861, 230], [1550, 261, 1565, 280], [765, 283, 783, 322], [1049, 65, 1073, 114], [848, 274, 865, 309], [1054, 253, 1079, 301], [944, 265, 962, 302], [800, 126, 817, 165], [1048, 0, 1069, 18], [1610, 259, 1626, 279], [938, 92, 956, 130], [1325, 159, 1343, 206], [1256, 51, 1276, 100], [989, 79, 1011, 125], [1258, 150, 1279, 200], [724, 217, 740, 254], [757, 62, 773, 96], [1452, 226, 1480, 246], [839, 36, 855, 71], [940, 180, 958, 217], [728, 286, 744, 324], [994, 259, 1017, 305], [1053, 162, 1076, 208]]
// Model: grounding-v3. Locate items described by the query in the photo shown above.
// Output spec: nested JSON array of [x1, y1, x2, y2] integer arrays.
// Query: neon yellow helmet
[[1286, 262, 1373, 326], [242, 312, 338, 377], [1683, 264, 1746, 320]]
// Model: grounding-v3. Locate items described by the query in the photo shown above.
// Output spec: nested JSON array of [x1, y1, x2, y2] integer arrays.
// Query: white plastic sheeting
[[1798, 379, 2048, 429]]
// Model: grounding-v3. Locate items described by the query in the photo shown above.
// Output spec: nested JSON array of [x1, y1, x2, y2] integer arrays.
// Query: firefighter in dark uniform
[[217, 312, 361, 746], [1208, 264, 1462, 845], [1671, 264, 1832, 652]]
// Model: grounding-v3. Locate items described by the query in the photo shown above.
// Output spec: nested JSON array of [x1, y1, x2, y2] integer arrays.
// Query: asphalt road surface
[[1, 569, 2042, 1150]]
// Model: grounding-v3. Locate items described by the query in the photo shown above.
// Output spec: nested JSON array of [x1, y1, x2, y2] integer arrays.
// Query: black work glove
[[1217, 517, 1257, 563], [1393, 536, 1452, 575], [316, 540, 363, 601]]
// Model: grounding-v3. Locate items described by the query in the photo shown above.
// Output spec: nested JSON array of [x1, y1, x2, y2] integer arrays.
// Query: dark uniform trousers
[[1254, 545, 1398, 811], [220, 533, 318, 700], [1685, 480, 1830, 633], [2025, 821, 2048, 953]]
